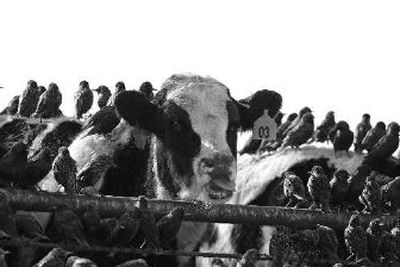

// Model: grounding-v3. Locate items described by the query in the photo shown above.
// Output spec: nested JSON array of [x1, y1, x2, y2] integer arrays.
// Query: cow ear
[[237, 89, 282, 131], [115, 91, 167, 137]]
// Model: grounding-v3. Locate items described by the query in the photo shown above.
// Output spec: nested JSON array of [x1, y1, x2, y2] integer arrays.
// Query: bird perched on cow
[[157, 207, 185, 249], [329, 169, 349, 210], [276, 113, 298, 141], [354, 114, 372, 153], [50, 205, 90, 248], [381, 176, 400, 212], [282, 171, 306, 208], [366, 218, 384, 261], [117, 205, 141, 246], [282, 107, 312, 138], [74, 80, 94, 119], [93, 85, 112, 109], [314, 111, 336, 143], [116, 259, 149, 267], [15, 211, 49, 241], [307, 165, 331, 212], [139, 81, 157, 101], [344, 214, 368, 262], [65, 256, 98, 267], [0, 193, 18, 238], [38, 85, 46, 95], [82, 106, 120, 136], [238, 248, 259, 267], [52, 146, 77, 194], [32, 247, 72, 267], [282, 112, 314, 149], [363, 122, 400, 166], [359, 175, 382, 214], [31, 82, 63, 118], [331, 120, 354, 156], [0, 95, 20, 115], [17, 80, 41, 117], [269, 225, 291, 267], [108, 81, 126, 106], [138, 196, 161, 251], [76, 154, 115, 190], [361, 121, 386, 153]]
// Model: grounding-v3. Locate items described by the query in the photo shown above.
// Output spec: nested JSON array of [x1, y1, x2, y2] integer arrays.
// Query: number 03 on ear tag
[[252, 110, 278, 140]]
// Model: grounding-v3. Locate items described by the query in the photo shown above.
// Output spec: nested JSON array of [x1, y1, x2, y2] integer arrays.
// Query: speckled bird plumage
[[381, 176, 400, 211], [283, 171, 306, 208], [366, 218, 384, 261], [307, 165, 331, 212], [282, 112, 314, 148], [354, 114, 372, 153], [276, 113, 298, 141], [361, 121, 386, 153], [282, 107, 312, 138], [74, 80, 94, 119], [32, 82, 63, 118], [52, 147, 77, 194], [330, 169, 349, 209], [344, 214, 368, 262], [17, 80, 41, 117], [359, 175, 382, 214], [94, 85, 112, 109], [332, 120, 354, 155], [315, 111, 336, 143], [108, 81, 126, 106]]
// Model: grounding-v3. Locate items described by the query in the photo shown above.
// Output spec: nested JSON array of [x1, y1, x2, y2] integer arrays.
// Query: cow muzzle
[[198, 152, 236, 201]]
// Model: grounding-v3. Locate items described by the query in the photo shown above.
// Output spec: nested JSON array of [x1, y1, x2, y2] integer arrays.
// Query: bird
[[38, 85, 46, 95], [238, 248, 259, 267], [329, 169, 349, 210], [15, 211, 49, 241], [346, 164, 373, 207], [332, 120, 354, 156], [361, 121, 386, 153], [0, 192, 18, 238], [93, 85, 112, 109], [32, 247, 72, 267], [76, 154, 115, 190], [74, 80, 94, 119], [0, 142, 28, 186], [366, 218, 384, 261], [269, 225, 291, 267], [157, 207, 185, 249], [117, 205, 141, 245], [273, 111, 284, 127], [52, 146, 77, 194], [81, 204, 101, 241], [31, 82, 63, 118], [108, 81, 126, 106], [65, 256, 98, 267], [307, 165, 331, 212], [314, 111, 336, 143], [139, 81, 157, 101], [344, 214, 368, 262], [381, 176, 400, 212], [282, 171, 306, 208], [282, 107, 312, 138], [359, 175, 382, 214], [354, 114, 372, 153], [282, 112, 314, 148], [315, 224, 339, 263], [82, 106, 120, 136], [115, 259, 149, 267], [0, 95, 20, 115], [51, 205, 90, 248], [17, 80, 41, 117], [364, 122, 400, 166], [138, 196, 161, 251]]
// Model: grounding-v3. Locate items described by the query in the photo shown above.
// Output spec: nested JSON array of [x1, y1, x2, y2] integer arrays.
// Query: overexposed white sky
[[1, 0, 400, 127]]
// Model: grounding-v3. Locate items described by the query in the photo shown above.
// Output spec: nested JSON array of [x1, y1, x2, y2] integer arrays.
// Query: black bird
[[32, 82, 63, 118], [346, 164, 372, 207], [344, 214, 368, 262], [51, 205, 89, 248], [74, 80, 94, 119], [65, 256, 98, 267], [366, 218, 384, 261], [273, 111, 284, 127], [282, 171, 306, 208], [93, 85, 112, 109], [38, 85, 46, 95], [76, 154, 114, 190], [361, 121, 386, 153], [329, 169, 349, 210], [0, 95, 20, 115], [276, 113, 298, 141], [139, 81, 156, 101], [381, 176, 400, 212], [81, 204, 101, 240], [0, 193, 18, 238], [0, 142, 28, 186], [315, 111, 336, 143], [332, 121, 354, 156], [359, 175, 382, 214], [117, 205, 141, 245], [282, 112, 314, 148], [157, 207, 185, 249], [354, 114, 372, 153], [269, 225, 291, 267], [282, 107, 312, 139], [82, 106, 120, 136], [138, 196, 161, 250], [15, 211, 49, 241], [108, 81, 126, 106], [364, 122, 400, 165], [116, 259, 149, 267], [32, 247, 72, 267], [307, 165, 331, 212], [17, 80, 41, 117], [52, 146, 77, 194]]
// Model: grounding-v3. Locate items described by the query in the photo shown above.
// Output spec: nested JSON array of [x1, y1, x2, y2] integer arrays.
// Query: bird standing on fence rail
[[307, 165, 331, 212], [52, 146, 77, 194], [282, 171, 306, 208], [330, 169, 349, 211]]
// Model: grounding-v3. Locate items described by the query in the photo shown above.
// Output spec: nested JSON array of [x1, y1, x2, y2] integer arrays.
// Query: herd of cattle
[[0, 73, 400, 266]]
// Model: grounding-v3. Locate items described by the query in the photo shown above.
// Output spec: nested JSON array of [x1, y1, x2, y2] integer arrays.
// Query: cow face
[[116, 74, 281, 203]]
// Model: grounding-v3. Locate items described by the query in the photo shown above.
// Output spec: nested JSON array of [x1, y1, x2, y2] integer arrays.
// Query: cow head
[[115, 74, 281, 203]]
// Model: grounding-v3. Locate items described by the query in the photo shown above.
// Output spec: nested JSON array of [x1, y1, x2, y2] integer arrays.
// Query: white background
[[1, 0, 399, 128]]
